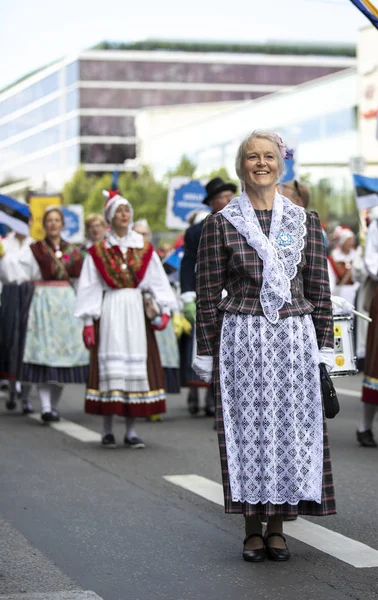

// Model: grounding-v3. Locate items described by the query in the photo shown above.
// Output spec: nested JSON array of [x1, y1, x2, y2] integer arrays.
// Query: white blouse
[[74, 237, 178, 326]]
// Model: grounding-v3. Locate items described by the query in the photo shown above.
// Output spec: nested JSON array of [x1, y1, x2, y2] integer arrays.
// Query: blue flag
[[349, 0, 378, 29], [352, 173, 378, 210]]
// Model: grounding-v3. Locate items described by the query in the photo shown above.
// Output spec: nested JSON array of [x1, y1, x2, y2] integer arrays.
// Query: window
[[66, 62, 79, 87], [80, 143, 136, 163], [2, 125, 62, 164], [0, 99, 60, 140], [79, 115, 135, 136], [66, 88, 79, 113], [0, 72, 60, 118]]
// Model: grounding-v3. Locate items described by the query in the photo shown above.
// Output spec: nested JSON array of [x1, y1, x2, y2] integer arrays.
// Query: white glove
[[319, 347, 334, 372], [192, 355, 213, 384], [331, 295, 354, 314]]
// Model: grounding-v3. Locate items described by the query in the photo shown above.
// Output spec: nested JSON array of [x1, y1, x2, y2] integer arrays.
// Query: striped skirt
[[85, 318, 166, 417]]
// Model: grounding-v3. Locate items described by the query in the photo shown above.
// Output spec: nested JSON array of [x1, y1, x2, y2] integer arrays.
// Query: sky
[[0, 0, 370, 91]]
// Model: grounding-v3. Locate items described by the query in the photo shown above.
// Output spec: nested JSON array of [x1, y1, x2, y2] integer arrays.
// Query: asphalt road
[[0, 374, 377, 600]]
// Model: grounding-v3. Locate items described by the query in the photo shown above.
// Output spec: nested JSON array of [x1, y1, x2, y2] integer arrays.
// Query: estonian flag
[[349, 0, 378, 29], [352, 174, 378, 210], [0, 194, 30, 236]]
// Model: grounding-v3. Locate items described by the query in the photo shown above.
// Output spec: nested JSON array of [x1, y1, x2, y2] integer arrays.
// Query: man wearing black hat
[[180, 177, 236, 416]]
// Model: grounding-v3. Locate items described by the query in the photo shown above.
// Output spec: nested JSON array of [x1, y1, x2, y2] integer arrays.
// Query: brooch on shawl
[[276, 232, 293, 247]]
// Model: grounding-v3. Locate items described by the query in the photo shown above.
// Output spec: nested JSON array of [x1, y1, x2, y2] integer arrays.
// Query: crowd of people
[[0, 129, 377, 563]]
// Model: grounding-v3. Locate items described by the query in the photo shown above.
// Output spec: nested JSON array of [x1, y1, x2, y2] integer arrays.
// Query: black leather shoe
[[356, 429, 377, 447], [41, 411, 60, 423], [264, 533, 291, 561], [102, 433, 117, 448], [6, 394, 16, 410], [242, 533, 265, 562]]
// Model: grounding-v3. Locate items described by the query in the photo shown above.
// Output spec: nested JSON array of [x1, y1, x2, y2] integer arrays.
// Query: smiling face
[[242, 138, 280, 193]]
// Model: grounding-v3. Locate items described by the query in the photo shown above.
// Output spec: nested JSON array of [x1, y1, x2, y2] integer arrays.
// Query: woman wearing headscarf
[[194, 130, 335, 562], [0, 207, 88, 421], [75, 190, 177, 448]]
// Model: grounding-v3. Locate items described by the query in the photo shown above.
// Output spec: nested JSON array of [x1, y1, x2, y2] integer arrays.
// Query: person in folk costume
[[75, 190, 178, 449], [356, 214, 378, 447], [180, 178, 236, 416], [0, 207, 88, 422], [83, 213, 107, 250], [328, 227, 359, 310], [0, 216, 35, 414], [193, 130, 335, 563], [133, 219, 181, 406]]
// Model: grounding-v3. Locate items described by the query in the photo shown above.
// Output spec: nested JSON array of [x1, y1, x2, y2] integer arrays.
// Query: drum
[[330, 314, 358, 377]]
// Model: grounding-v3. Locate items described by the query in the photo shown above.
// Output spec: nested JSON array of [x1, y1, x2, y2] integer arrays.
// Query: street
[[0, 374, 377, 600]]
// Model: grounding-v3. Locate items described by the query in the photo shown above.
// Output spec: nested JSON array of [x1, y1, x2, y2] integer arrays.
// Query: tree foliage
[[61, 157, 241, 232]]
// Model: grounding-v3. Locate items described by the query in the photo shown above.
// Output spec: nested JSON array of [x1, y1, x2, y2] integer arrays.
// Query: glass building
[[0, 47, 355, 195]]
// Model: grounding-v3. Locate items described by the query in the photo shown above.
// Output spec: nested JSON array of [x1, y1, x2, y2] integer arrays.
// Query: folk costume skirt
[[155, 318, 181, 394], [216, 312, 336, 517], [361, 284, 378, 405], [22, 282, 89, 384], [85, 287, 166, 417], [0, 282, 34, 381]]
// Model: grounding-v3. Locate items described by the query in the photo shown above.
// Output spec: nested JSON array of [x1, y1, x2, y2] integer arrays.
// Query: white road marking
[[28, 414, 99, 443], [334, 387, 361, 399], [0, 592, 104, 600], [164, 474, 378, 569]]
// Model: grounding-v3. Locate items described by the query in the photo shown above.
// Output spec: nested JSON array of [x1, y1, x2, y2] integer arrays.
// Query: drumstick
[[331, 295, 372, 323]]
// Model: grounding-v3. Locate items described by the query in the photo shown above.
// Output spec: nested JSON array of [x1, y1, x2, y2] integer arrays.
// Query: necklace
[[120, 249, 128, 271], [54, 245, 63, 259]]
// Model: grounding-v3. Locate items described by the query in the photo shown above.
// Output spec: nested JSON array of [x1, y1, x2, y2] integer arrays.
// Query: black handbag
[[319, 363, 340, 419]]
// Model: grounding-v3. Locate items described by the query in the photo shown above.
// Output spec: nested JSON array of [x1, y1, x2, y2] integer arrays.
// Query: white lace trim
[[220, 313, 324, 505], [220, 191, 306, 323]]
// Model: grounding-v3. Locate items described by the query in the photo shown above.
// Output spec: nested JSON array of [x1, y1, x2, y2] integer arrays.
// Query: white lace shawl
[[220, 190, 306, 323]]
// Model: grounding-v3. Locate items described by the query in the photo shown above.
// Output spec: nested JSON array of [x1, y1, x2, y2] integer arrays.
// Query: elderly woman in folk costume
[[0, 206, 88, 422], [193, 130, 335, 563], [75, 190, 178, 449]]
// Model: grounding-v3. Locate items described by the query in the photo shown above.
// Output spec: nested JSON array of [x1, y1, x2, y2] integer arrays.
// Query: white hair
[[235, 130, 286, 184]]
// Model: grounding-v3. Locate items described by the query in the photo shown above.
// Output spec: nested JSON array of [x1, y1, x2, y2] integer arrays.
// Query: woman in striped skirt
[[0, 207, 89, 422], [193, 130, 335, 562]]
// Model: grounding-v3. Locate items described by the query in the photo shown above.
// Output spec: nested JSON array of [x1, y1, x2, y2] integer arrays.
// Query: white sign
[[61, 204, 85, 243]]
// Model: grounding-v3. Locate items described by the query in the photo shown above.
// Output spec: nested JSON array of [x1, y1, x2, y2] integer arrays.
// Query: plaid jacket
[[196, 209, 333, 355]]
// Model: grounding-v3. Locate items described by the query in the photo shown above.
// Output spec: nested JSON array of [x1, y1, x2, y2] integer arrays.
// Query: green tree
[[84, 173, 112, 215], [200, 166, 239, 193], [166, 155, 197, 179], [62, 167, 94, 206], [118, 166, 168, 231]]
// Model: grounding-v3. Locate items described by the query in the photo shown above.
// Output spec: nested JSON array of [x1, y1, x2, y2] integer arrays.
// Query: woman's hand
[[82, 325, 95, 349]]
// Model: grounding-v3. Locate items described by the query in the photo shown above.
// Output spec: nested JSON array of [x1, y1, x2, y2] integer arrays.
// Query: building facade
[[0, 46, 355, 196], [137, 67, 359, 220]]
